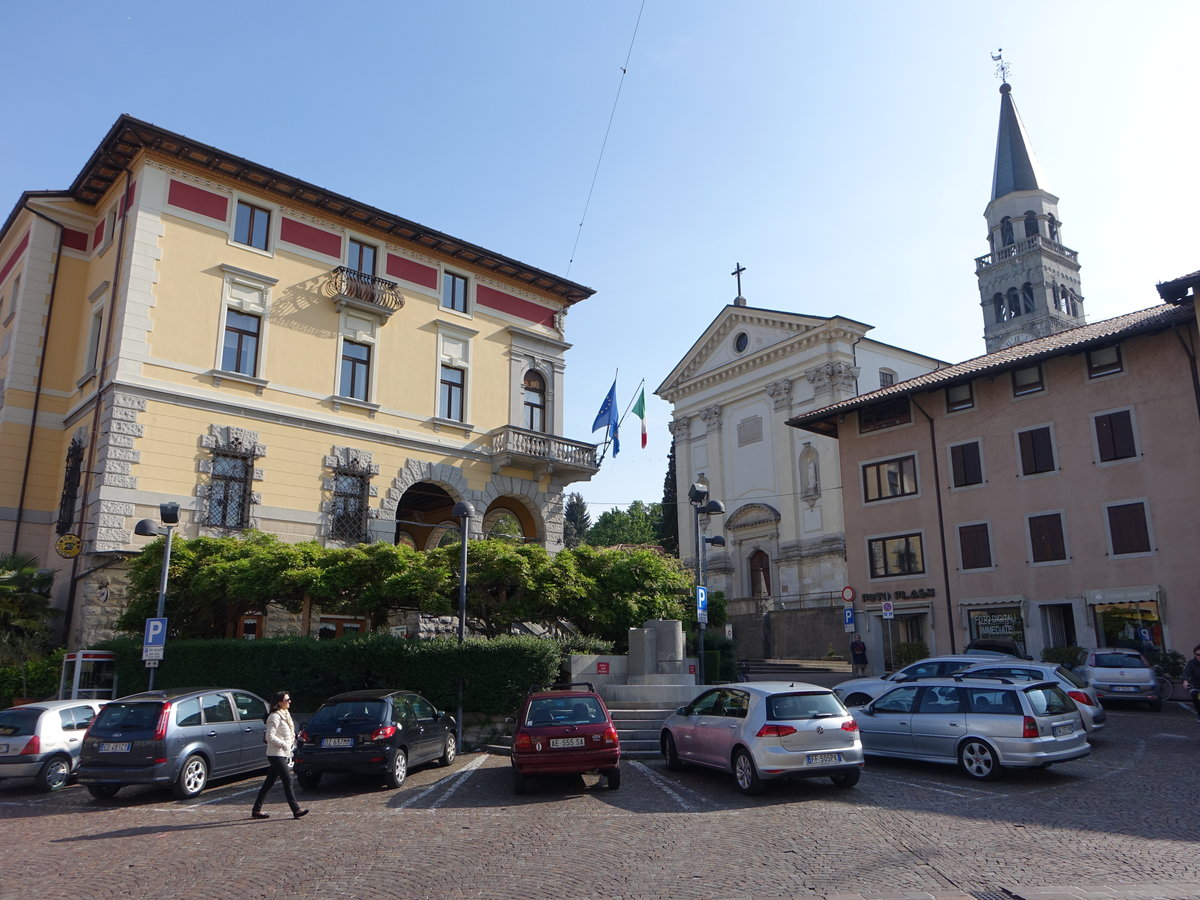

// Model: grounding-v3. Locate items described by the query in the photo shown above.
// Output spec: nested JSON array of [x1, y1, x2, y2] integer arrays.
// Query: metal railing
[[329, 266, 404, 311]]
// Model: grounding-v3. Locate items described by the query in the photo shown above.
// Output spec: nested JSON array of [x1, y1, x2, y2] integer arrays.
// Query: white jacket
[[263, 709, 296, 758]]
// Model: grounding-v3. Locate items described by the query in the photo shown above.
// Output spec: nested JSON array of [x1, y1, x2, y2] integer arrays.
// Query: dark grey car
[[77, 688, 269, 799]]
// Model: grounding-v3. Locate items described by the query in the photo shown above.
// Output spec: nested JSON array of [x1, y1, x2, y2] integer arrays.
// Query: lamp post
[[452, 500, 475, 755], [133, 502, 180, 691], [688, 484, 725, 685]]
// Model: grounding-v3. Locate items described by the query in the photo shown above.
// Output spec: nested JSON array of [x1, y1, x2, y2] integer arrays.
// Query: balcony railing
[[328, 267, 404, 319], [975, 234, 1078, 273], [489, 426, 599, 477]]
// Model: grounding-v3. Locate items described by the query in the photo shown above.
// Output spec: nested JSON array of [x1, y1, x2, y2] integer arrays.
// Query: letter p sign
[[144, 618, 167, 647]]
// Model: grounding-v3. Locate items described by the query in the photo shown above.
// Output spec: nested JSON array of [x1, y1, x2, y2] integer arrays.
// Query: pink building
[[787, 281, 1199, 668]]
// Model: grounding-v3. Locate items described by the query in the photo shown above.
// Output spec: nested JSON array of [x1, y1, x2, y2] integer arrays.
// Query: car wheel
[[512, 765, 527, 795], [296, 769, 322, 790], [844, 693, 873, 707], [733, 748, 764, 795], [958, 739, 1001, 780], [830, 770, 860, 788], [604, 766, 621, 790], [439, 734, 457, 767], [35, 756, 72, 793], [385, 748, 408, 789], [86, 784, 121, 799], [173, 754, 209, 798], [662, 732, 682, 771]]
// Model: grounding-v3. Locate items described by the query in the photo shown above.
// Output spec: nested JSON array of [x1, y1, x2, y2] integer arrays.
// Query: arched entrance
[[394, 482, 462, 550], [482, 501, 537, 543]]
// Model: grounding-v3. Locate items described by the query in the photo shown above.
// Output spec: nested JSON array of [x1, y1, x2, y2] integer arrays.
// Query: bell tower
[[977, 59, 1085, 352]]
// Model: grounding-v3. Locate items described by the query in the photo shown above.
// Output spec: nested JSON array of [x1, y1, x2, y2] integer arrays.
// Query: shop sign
[[863, 587, 937, 604]]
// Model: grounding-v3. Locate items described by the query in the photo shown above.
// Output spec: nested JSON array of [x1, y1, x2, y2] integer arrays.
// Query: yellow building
[[0, 115, 598, 646]]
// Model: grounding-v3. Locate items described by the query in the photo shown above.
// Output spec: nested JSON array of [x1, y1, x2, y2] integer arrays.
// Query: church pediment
[[725, 502, 781, 531], [656, 305, 836, 400]]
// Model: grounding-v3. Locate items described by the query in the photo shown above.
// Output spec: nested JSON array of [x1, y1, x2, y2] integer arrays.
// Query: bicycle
[[1154, 671, 1174, 707]]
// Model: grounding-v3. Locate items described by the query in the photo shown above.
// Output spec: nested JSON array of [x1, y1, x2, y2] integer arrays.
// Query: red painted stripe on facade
[[167, 179, 228, 221], [280, 217, 342, 258], [386, 253, 438, 289], [119, 181, 137, 216], [476, 284, 556, 327], [63, 229, 89, 252], [93, 221, 104, 248], [0, 230, 30, 284]]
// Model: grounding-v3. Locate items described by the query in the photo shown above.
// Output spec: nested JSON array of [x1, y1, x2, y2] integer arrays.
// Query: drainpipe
[[11, 206, 68, 554], [910, 397, 957, 653], [64, 168, 133, 647]]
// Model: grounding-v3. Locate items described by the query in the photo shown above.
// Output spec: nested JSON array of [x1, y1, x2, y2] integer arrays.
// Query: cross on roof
[[731, 262, 746, 296]]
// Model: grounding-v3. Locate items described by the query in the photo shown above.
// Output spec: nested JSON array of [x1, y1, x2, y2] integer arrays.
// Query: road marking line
[[867, 773, 997, 798], [185, 785, 260, 808], [398, 753, 488, 810], [628, 760, 695, 811]]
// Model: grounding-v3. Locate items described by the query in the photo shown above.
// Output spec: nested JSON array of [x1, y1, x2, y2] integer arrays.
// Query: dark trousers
[[1190, 688, 1200, 716], [253, 755, 299, 813]]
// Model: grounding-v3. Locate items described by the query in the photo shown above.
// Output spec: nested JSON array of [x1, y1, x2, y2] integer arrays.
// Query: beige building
[[0, 115, 598, 646], [788, 287, 1200, 668]]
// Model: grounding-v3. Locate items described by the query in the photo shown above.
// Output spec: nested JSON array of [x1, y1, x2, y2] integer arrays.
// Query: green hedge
[[1040, 646, 1085, 668], [0, 650, 66, 708], [93, 634, 560, 715]]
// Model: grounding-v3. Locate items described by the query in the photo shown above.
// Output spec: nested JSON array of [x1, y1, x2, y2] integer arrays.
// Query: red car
[[510, 682, 620, 794]]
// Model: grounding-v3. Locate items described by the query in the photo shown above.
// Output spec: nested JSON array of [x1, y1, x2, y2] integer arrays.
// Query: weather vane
[[991, 49, 1010, 85]]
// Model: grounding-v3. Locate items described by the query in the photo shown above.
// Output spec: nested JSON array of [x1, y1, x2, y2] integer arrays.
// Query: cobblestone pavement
[[2, 703, 1197, 900]]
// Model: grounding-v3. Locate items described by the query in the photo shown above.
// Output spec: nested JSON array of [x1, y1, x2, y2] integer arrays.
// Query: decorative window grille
[[207, 442, 256, 530], [56, 438, 84, 535], [330, 459, 371, 544]]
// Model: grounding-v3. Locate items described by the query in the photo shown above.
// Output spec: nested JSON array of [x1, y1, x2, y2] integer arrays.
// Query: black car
[[294, 689, 456, 790]]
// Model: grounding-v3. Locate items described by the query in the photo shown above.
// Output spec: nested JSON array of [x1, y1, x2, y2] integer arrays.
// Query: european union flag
[[592, 380, 619, 456]]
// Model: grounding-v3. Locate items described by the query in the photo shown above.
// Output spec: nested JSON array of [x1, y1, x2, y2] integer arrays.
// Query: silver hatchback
[[660, 682, 864, 795], [852, 677, 1089, 780], [0, 699, 107, 791], [958, 661, 1106, 733]]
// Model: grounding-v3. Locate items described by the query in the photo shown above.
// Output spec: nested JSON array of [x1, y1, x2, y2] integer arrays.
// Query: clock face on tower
[[1001, 332, 1035, 349]]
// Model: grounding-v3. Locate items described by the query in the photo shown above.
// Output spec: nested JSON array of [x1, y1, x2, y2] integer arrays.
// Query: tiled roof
[[787, 299, 1196, 430], [1157, 270, 1200, 303]]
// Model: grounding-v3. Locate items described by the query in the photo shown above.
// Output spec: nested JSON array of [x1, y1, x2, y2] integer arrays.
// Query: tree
[[0, 553, 58, 666], [562, 492, 590, 549], [427, 539, 556, 637], [585, 500, 662, 547], [658, 440, 679, 556]]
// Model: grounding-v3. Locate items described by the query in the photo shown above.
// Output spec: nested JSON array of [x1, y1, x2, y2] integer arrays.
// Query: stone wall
[[729, 605, 844, 659]]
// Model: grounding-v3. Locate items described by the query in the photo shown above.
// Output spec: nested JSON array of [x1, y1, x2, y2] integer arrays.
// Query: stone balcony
[[975, 234, 1079, 273], [489, 426, 599, 479]]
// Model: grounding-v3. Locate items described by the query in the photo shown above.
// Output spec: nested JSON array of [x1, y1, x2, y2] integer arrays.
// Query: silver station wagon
[[852, 676, 1089, 780], [660, 682, 864, 795]]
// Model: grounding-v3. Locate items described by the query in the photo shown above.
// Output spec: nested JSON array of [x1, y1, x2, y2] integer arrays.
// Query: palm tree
[[0, 553, 57, 637]]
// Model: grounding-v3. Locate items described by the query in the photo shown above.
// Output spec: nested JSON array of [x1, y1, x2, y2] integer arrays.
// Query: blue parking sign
[[843, 607, 855, 631]]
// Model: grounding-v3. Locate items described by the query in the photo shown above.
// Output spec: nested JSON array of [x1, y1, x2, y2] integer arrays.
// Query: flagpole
[[616, 377, 645, 427]]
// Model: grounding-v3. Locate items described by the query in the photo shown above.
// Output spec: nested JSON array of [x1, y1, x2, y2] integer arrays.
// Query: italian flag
[[632, 387, 648, 448]]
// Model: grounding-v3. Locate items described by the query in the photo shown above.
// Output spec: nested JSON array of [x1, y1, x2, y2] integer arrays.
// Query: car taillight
[[601, 724, 618, 746], [514, 732, 533, 751], [841, 720, 859, 733], [755, 724, 797, 738], [1067, 690, 1095, 707], [370, 725, 397, 742], [153, 703, 172, 741], [1022, 716, 1039, 738], [19, 735, 40, 755]]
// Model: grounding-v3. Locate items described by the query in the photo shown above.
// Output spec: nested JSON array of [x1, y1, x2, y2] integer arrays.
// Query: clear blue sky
[[3, 1, 1197, 517]]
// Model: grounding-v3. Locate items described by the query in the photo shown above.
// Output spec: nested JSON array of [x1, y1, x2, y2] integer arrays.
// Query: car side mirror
[[860, 705, 875, 716], [505, 716, 515, 725], [676, 706, 689, 716], [893, 673, 909, 683]]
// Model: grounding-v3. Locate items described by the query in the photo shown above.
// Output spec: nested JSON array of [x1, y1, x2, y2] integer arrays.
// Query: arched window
[[748, 549, 772, 598], [1007, 288, 1021, 320], [1021, 283, 1035, 314], [1067, 290, 1081, 317], [1001, 217, 1014, 246], [1047, 215, 1059, 242], [1024, 211, 1039, 238], [993, 293, 1005, 324], [522, 370, 546, 432], [485, 510, 524, 543], [1051, 284, 1062, 311]]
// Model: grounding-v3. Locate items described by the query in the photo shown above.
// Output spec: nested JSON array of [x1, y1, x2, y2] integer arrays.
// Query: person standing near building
[[850, 633, 869, 677], [252, 690, 308, 820], [1183, 645, 1200, 723]]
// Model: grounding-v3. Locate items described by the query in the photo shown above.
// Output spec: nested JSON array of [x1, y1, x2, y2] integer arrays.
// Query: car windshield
[[1056, 666, 1088, 689], [525, 696, 603, 727], [1094, 653, 1148, 668], [0, 708, 40, 736], [1025, 685, 1076, 716], [310, 699, 389, 726], [766, 691, 845, 719], [94, 702, 163, 731]]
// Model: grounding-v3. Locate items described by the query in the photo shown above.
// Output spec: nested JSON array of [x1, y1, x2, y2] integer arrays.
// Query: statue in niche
[[800, 444, 820, 504]]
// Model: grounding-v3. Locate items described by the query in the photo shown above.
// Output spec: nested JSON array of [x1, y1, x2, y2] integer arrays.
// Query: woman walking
[[251, 690, 308, 820]]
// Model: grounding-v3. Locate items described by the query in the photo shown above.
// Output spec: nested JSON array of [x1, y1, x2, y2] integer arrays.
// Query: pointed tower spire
[[976, 55, 1085, 352]]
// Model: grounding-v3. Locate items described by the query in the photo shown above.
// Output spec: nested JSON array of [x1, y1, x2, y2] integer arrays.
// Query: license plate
[[100, 742, 131, 753], [806, 752, 843, 765], [1111, 685, 1138, 692], [1052, 723, 1074, 737], [321, 737, 353, 748], [549, 737, 585, 749]]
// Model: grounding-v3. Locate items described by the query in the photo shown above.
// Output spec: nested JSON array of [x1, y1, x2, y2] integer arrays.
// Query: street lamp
[[452, 500, 475, 755], [688, 484, 725, 685], [133, 501, 180, 690]]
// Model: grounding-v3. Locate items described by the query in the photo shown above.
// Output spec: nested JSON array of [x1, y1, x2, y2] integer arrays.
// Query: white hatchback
[[0, 699, 107, 791]]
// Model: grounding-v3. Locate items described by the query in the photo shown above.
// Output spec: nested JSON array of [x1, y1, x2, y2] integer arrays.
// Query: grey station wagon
[[77, 688, 269, 799]]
